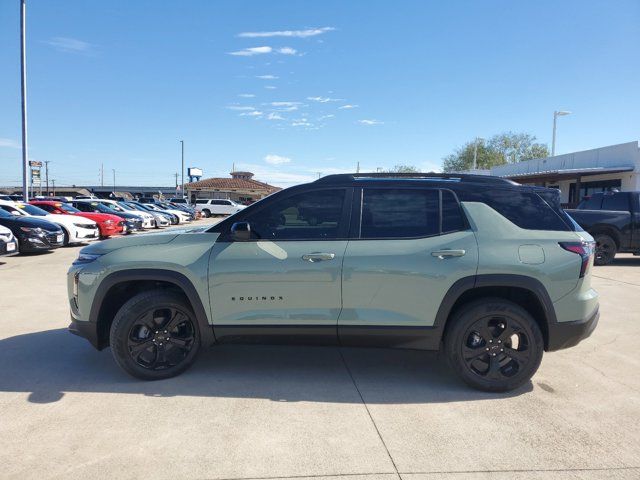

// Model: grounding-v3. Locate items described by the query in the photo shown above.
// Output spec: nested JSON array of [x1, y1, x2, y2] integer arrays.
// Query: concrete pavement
[[0, 225, 638, 479]]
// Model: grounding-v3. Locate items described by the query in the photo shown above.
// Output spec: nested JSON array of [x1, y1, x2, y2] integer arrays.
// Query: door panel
[[208, 240, 347, 326], [339, 231, 478, 329]]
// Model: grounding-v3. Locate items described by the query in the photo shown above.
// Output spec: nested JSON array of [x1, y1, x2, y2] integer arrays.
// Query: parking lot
[[1, 221, 639, 480]]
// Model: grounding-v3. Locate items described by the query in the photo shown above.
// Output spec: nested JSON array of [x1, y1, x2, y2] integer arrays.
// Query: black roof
[[314, 172, 520, 188]]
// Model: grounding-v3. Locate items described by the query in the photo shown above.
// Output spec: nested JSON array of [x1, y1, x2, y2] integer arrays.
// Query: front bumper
[[0, 239, 18, 256], [547, 306, 599, 351], [71, 225, 100, 242], [19, 231, 63, 252], [68, 315, 101, 350]]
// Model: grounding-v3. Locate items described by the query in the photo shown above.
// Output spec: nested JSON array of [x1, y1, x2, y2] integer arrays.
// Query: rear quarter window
[[458, 189, 571, 231]]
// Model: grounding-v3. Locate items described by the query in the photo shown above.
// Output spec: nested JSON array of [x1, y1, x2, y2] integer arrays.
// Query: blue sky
[[0, 0, 639, 188]]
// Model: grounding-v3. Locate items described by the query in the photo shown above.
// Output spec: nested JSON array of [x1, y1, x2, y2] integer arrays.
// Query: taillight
[[559, 241, 595, 278]]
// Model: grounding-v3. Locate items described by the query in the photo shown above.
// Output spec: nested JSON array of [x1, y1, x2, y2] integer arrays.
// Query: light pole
[[112, 169, 116, 192], [180, 140, 184, 198], [20, 0, 29, 201], [552, 110, 571, 156], [472, 137, 484, 170]]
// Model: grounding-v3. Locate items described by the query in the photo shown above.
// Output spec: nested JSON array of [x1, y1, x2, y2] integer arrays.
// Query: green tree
[[386, 164, 420, 173], [442, 132, 549, 172]]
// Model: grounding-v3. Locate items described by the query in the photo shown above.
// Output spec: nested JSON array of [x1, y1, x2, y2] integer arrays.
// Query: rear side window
[[601, 193, 630, 212], [360, 189, 439, 239], [441, 190, 465, 233], [578, 195, 603, 210]]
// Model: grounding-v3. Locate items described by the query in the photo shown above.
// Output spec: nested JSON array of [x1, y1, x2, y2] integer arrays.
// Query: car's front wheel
[[109, 290, 201, 380], [444, 298, 543, 392]]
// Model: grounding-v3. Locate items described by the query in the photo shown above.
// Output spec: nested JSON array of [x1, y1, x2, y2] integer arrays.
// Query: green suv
[[67, 173, 599, 391]]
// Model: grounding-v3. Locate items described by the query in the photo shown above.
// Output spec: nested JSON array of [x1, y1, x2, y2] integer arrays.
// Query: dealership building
[[185, 171, 280, 204], [491, 141, 640, 207]]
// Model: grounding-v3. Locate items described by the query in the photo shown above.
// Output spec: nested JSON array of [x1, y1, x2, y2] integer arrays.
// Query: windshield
[[117, 202, 136, 211], [58, 203, 81, 213], [101, 202, 126, 212], [16, 204, 50, 216], [0, 208, 13, 218], [0, 204, 27, 216]]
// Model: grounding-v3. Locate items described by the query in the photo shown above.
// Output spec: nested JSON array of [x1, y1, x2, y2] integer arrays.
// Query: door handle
[[431, 249, 466, 259], [302, 252, 336, 262]]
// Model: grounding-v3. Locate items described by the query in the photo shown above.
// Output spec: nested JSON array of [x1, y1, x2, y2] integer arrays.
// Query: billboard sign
[[188, 167, 203, 177]]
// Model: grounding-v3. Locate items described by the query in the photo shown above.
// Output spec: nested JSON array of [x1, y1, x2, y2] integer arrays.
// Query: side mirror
[[231, 221, 251, 241]]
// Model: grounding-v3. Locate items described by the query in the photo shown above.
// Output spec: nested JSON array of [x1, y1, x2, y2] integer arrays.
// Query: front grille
[[45, 231, 63, 245]]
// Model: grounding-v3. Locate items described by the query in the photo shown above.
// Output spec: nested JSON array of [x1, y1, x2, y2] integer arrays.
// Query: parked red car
[[30, 201, 125, 238]]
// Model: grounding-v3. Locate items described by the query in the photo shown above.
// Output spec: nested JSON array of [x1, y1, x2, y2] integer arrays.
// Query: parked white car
[[194, 199, 245, 217], [0, 200, 99, 246], [94, 199, 156, 229], [144, 203, 192, 224], [0, 225, 18, 256]]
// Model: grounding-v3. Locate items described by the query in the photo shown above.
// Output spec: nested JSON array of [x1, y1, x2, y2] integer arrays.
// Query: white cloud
[[228, 46, 272, 56], [256, 75, 279, 80], [240, 110, 263, 117], [264, 85, 277, 90], [229, 46, 299, 57], [226, 105, 256, 111], [357, 119, 384, 126], [339, 104, 358, 109], [319, 114, 335, 120], [277, 47, 297, 55], [307, 96, 343, 103], [238, 27, 335, 38], [266, 113, 284, 121], [0, 138, 19, 148], [291, 119, 313, 127], [238, 93, 255, 98], [45, 37, 93, 54], [264, 154, 291, 164]]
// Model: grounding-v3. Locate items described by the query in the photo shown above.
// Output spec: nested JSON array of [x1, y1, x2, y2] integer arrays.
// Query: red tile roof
[[185, 177, 280, 192]]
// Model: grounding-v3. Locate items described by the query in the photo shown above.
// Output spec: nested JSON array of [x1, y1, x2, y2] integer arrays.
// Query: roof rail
[[314, 172, 518, 185]]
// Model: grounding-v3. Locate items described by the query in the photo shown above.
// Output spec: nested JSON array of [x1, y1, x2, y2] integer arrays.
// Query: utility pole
[[552, 110, 571, 156], [101, 163, 104, 187], [20, 0, 29, 201], [356, 161, 360, 173], [180, 140, 184, 198], [112, 169, 116, 192], [472, 137, 484, 170], [44, 160, 50, 196], [52, 179, 55, 196], [174, 172, 179, 188]]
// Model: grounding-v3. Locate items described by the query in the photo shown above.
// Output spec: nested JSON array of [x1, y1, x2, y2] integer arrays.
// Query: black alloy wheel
[[445, 299, 543, 392], [594, 234, 617, 266], [126, 307, 196, 371], [110, 290, 201, 380]]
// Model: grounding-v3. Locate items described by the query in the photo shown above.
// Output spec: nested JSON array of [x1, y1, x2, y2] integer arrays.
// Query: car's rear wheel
[[201, 209, 211, 218], [444, 298, 543, 392], [109, 290, 201, 380], [594, 234, 617, 266]]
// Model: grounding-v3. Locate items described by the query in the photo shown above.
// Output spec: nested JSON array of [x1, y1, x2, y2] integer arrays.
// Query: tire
[[594, 234, 617, 266], [201, 209, 211, 218], [62, 228, 70, 247], [109, 290, 201, 380], [444, 298, 544, 392]]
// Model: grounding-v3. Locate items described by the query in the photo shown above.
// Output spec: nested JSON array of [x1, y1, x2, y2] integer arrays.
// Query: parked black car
[[0, 208, 64, 253], [566, 190, 640, 265]]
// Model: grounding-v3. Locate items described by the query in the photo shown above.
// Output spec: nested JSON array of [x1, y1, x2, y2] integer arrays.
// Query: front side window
[[241, 189, 346, 240], [360, 189, 439, 239]]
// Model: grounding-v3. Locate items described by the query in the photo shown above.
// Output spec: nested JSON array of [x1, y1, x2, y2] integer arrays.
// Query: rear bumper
[[547, 306, 599, 351]]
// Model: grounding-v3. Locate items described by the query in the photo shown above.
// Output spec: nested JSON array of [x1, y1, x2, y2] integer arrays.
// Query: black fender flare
[[434, 273, 556, 342], [90, 269, 216, 347]]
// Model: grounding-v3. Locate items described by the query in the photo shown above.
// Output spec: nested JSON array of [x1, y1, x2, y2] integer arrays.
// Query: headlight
[[104, 219, 114, 225], [72, 253, 103, 265], [73, 223, 91, 228], [20, 226, 42, 233]]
